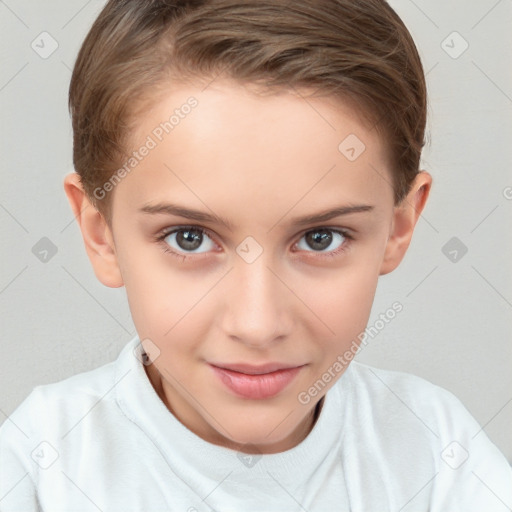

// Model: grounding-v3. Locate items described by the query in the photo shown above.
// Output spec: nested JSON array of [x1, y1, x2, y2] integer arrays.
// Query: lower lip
[[210, 365, 303, 400]]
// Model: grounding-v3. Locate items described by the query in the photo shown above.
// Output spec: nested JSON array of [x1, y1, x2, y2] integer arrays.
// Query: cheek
[[121, 231, 383, 357], [122, 252, 218, 348], [298, 259, 380, 349]]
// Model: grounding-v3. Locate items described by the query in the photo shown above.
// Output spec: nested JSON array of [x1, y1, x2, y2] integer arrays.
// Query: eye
[[154, 225, 352, 262], [295, 228, 351, 256], [156, 226, 217, 256]]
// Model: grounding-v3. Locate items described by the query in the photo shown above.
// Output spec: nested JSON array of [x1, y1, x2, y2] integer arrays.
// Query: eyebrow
[[139, 202, 374, 231]]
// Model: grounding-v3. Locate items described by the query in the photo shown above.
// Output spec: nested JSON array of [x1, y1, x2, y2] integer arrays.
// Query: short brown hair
[[69, 0, 427, 226]]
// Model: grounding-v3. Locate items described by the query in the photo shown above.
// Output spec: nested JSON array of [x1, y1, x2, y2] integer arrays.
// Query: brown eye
[[175, 229, 203, 251], [305, 230, 333, 251], [161, 227, 216, 254], [296, 228, 349, 254]]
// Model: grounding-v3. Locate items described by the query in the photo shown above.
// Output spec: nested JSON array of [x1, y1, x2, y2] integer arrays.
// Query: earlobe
[[63, 172, 124, 288], [379, 171, 432, 276]]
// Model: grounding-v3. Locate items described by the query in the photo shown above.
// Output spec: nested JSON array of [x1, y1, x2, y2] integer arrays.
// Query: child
[[1, 0, 511, 510]]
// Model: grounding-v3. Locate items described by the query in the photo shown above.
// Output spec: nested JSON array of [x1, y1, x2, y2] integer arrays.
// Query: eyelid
[[155, 224, 217, 241], [154, 225, 221, 252], [301, 225, 354, 238], [155, 224, 353, 242], [154, 224, 353, 258], [291, 226, 352, 256]]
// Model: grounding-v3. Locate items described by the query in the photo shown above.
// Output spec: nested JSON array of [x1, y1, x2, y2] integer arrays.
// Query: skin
[[64, 78, 431, 454]]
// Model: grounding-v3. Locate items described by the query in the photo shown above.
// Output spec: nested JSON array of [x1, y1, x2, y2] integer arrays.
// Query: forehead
[[113, 78, 393, 225]]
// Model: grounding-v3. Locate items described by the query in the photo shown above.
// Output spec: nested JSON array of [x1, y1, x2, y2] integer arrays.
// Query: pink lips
[[209, 362, 304, 399]]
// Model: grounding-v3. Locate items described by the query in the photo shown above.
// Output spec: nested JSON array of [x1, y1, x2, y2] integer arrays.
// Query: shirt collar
[[114, 334, 350, 486]]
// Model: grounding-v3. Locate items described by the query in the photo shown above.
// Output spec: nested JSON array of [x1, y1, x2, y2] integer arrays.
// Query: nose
[[220, 253, 293, 349]]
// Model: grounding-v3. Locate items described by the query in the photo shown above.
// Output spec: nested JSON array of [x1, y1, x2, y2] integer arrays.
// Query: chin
[[210, 411, 307, 453], [223, 432, 289, 454]]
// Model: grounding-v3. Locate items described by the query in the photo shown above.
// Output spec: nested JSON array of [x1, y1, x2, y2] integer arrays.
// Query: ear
[[63, 172, 124, 288], [379, 171, 432, 275]]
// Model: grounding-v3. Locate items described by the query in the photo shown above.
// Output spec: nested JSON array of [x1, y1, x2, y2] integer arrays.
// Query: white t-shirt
[[1, 335, 511, 512]]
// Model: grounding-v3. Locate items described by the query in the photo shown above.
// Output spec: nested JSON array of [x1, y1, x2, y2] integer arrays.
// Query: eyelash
[[153, 225, 354, 262]]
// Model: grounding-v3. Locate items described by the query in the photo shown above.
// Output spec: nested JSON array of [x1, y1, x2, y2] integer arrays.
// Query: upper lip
[[209, 362, 305, 375]]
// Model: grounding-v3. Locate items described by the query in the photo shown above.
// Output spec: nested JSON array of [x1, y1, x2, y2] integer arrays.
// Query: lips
[[212, 362, 300, 375], [209, 362, 305, 400]]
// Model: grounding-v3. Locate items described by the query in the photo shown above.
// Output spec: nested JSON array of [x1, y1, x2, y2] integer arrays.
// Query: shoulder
[[336, 361, 512, 509], [0, 342, 140, 507], [346, 360, 475, 424], [338, 360, 486, 449], [348, 359, 453, 396], [0, 354, 120, 445]]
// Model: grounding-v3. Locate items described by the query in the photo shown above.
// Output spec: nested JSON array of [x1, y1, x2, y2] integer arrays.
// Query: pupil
[[177, 229, 202, 250], [307, 230, 332, 251]]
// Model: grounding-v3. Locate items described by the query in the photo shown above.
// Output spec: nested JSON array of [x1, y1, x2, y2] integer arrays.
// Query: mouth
[[208, 362, 306, 400]]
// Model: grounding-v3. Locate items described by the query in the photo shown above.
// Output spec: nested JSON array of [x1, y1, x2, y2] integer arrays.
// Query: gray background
[[1, 0, 511, 462]]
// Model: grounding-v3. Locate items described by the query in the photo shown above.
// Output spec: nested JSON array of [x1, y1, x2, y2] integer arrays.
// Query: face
[[77, 78, 425, 454]]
